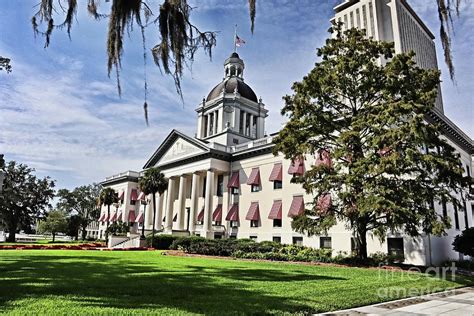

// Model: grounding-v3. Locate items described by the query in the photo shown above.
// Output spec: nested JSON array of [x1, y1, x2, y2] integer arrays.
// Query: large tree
[[38, 210, 68, 242], [0, 161, 55, 242], [30, 1, 462, 124], [273, 25, 466, 260], [57, 184, 102, 240], [98, 187, 119, 241], [138, 167, 168, 243]]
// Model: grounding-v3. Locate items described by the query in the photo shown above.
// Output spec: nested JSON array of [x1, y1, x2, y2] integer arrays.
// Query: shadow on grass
[[0, 253, 346, 314]]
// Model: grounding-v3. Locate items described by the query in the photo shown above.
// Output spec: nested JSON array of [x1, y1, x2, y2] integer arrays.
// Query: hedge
[[146, 235, 183, 250]]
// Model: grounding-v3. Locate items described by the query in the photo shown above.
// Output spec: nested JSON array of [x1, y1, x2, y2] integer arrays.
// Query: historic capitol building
[[95, 0, 473, 266]]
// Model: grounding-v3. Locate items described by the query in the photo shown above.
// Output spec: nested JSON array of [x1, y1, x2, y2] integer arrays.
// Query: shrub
[[453, 227, 474, 257], [147, 235, 183, 250]]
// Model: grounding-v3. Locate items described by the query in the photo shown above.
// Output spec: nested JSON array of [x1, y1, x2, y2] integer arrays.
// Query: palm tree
[[139, 167, 168, 246], [98, 187, 118, 242]]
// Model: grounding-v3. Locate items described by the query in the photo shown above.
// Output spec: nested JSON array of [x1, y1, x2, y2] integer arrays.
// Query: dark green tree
[[452, 227, 474, 257], [0, 56, 11, 73], [66, 214, 82, 240], [139, 167, 168, 244], [273, 25, 466, 260], [38, 210, 68, 242], [0, 161, 55, 242], [57, 184, 101, 240], [98, 187, 119, 242]]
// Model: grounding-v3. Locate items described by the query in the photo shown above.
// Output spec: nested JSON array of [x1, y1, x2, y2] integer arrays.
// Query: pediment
[[144, 130, 209, 168]]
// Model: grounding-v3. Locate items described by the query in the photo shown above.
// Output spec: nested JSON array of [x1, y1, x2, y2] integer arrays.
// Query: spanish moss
[[249, 0, 256, 33]]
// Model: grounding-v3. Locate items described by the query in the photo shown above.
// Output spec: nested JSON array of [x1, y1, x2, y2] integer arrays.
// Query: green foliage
[[98, 187, 119, 241], [0, 56, 11, 73], [57, 184, 101, 240], [105, 222, 129, 236], [0, 160, 55, 242], [66, 215, 82, 240], [38, 210, 68, 242], [273, 25, 466, 259], [452, 227, 474, 257], [147, 234, 183, 250], [139, 167, 168, 196]]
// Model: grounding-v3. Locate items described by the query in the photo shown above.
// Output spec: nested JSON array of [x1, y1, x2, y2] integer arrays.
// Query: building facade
[[98, 0, 473, 265]]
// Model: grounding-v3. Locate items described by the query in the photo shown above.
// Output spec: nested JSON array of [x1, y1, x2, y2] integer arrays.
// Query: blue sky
[[0, 0, 472, 190]]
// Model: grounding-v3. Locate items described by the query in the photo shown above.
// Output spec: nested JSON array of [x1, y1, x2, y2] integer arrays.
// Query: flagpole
[[233, 24, 237, 52]]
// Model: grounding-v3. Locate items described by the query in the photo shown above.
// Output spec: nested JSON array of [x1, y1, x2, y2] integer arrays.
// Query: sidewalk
[[321, 287, 474, 315]]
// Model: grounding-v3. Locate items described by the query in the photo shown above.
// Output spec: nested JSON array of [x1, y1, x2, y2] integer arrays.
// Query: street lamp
[[140, 198, 147, 240]]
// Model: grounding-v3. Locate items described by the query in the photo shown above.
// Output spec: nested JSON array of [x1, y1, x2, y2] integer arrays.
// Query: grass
[[0, 250, 471, 315]]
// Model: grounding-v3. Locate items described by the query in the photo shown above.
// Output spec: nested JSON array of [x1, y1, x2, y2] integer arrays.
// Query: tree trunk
[[52, 232, 56, 242], [356, 223, 368, 260], [81, 226, 87, 241], [151, 192, 157, 248], [6, 219, 17, 242]]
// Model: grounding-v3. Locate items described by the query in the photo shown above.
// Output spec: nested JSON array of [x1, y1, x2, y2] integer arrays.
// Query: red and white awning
[[128, 210, 136, 222], [246, 168, 261, 186], [227, 171, 240, 188], [269, 163, 283, 181], [268, 200, 282, 220], [130, 189, 138, 201], [135, 212, 144, 223], [137, 191, 146, 201], [316, 193, 332, 215], [314, 149, 332, 169], [197, 207, 204, 222], [98, 213, 105, 222], [116, 212, 123, 222], [245, 202, 260, 221], [288, 196, 304, 218], [225, 204, 239, 221], [118, 191, 125, 200], [110, 212, 118, 222], [213, 204, 223, 222], [288, 157, 305, 175]]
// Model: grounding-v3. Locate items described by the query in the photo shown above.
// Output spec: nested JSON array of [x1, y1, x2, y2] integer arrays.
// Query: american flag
[[235, 35, 246, 47]]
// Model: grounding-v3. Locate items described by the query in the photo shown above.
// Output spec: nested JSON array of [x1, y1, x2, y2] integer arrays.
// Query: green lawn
[[0, 250, 471, 315]]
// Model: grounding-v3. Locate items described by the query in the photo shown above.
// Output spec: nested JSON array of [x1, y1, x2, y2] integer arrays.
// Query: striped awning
[[137, 191, 146, 201], [314, 149, 332, 169], [288, 157, 305, 175], [110, 212, 118, 222], [130, 189, 138, 201], [288, 196, 304, 218], [269, 163, 283, 181], [226, 204, 239, 221], [116, 212, 123, 222], [135, 212, 144, 223], [118, 191, 124, 200], [245, 202, 260, 221], [227, 171, 240, 188], [316, 193, 332, 214], [246, 168, 261, 186], [197, 207, 204, 221], [98, 213, 105, 222], [128, 210, 136, 222], [268, 200, 282, 220], [213, 204, 223, 222], [103, 212, 110, 222]]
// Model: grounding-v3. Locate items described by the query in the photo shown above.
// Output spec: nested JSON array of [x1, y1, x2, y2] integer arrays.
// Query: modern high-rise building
[[96, 1, 473, 265], [333, 0, 443, 110]]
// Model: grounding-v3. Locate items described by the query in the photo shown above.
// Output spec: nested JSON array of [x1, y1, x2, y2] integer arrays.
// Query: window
[[273, 219, 282, 228], [209, 113, 214, 136], [214, 233, 222, 239], [343, 14, 348, 30], [202, 178, 207, 197], [250, 235, 258, 241], [273, 180, 282, 190], [130, 200, 136, 205], [272, 236, 281, 243], [246, 113, 251, 135], [362, 5, 367, 32], [466, 165, 471, 177], [214, 221, 222, 226], [215, 111, 219, 133], [239, 111, 244, 134], [252, 115, 257, 137], [230, 220, 239, 228], [229, 235, 237, 239], [292, 236, 303, 246], [203, 115, 208, 137], [233, 138, 239, 144], [251, 184, 260, 192], [250, 220, 259, 227], [387, 238, 404, 261], [231, 187, 239, 195], [464, 200, 469, 229], [356, 8, 360, 28], [350, 11, 354, 28], [217, 175, 224, 197], [454, 203, 460, 230], [368, 1, 375, 37], [320, 237, 332, 249], [442, 199, 448, 218]]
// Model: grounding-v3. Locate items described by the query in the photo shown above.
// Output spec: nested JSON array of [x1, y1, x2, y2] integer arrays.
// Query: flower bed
[[0, 242, 105, 250]]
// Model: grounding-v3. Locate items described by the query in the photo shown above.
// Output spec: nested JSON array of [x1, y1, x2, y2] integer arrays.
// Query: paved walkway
[[321, 287, 474, 315]]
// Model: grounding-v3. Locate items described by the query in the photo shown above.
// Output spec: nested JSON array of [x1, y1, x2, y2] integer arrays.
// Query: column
[[234, 107, 240, 133], [249, 115, 254, 138], [217, 107, 223, 133], [203, 169, 214, 236], [177, 175, 187, 230], [214, 110, 219, 134], [155, 193, 164, 231], [146, 194, 153, 229], [165, 177, 176, 232], [189, 172, 200, 234]]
